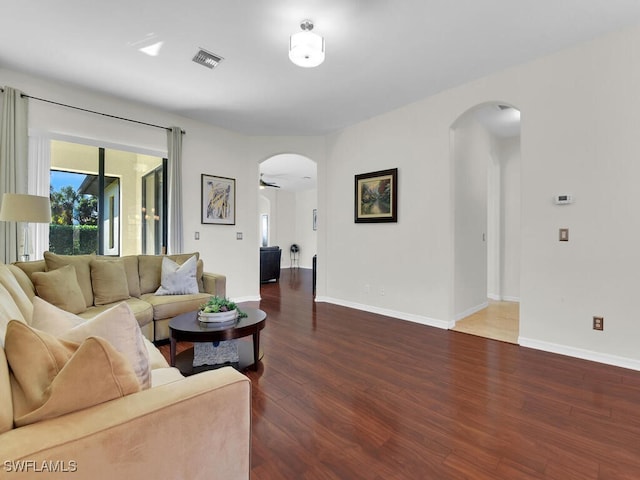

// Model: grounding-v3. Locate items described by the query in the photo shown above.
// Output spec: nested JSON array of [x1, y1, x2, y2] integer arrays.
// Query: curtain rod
[[0, 86, 185, 134]]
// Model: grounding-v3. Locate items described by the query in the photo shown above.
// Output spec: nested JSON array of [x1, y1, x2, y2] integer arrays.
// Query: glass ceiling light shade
[[289, 20, 325, 68]]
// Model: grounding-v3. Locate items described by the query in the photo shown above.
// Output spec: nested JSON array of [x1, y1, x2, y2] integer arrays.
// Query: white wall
[[494, 136, 521, 301], [294, 188, 318, 269], [452, 113, 490, 320], [320, 25, 640, 369]]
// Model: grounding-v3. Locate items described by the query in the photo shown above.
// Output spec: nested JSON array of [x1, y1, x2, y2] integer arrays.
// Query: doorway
[[450, 103, 521, 343]]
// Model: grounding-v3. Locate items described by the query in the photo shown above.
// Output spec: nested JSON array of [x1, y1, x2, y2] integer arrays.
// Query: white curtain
[[0, 87, 29, 264], [167, 127, 184, 254], [28, 136, 51, 259]]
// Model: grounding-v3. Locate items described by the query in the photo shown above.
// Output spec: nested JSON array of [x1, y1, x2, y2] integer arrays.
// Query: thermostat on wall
[[554, 194, 574, 205]]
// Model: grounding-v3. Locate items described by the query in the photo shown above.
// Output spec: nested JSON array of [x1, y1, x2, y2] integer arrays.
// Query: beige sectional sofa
[[12, 251, 226, 342], [0, 260, 251, 479]]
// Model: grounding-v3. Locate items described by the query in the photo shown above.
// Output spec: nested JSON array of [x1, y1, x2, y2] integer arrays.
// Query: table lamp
[[0, 193, 51, 261]]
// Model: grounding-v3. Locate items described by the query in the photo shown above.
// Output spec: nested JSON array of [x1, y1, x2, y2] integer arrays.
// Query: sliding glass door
[[50, 140, 166, 256]]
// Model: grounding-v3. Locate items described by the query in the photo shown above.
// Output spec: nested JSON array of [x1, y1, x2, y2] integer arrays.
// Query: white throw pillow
[[155, 255, 199, 295], [31, 296, 85, 336], [31, 299, 151, 389]]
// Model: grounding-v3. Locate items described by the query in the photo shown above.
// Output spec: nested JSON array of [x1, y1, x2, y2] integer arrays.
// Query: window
[[261, 214, 269, 247], [49, 140, 166, 256]]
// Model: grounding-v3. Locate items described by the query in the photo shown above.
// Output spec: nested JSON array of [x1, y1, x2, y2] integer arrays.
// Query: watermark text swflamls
[[4, 460, 78, 473]]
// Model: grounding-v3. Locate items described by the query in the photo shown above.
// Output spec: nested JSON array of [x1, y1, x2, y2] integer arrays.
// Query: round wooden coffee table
[[169, 307, 266, 375]]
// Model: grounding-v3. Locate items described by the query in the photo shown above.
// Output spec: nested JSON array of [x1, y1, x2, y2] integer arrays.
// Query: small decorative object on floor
[[198, 296, 247, 323], [193, 340, 239, 367]]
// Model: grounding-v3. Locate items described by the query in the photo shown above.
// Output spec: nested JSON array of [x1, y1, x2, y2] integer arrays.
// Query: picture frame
[[354, 168, 398, 223], [313, 209, 317, 231], [201, 174, 235, 225]]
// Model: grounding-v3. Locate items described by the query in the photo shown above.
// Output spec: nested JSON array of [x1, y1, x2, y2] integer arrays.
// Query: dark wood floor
[[162, 269, 640, 479]]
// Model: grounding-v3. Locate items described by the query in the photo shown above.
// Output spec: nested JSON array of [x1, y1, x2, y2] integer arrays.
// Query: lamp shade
[[0, 193, 51, 223], [289, 30, 325, 68]]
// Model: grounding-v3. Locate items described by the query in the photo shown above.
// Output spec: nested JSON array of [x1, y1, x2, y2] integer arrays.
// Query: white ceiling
[[1, 1, 640, 136]]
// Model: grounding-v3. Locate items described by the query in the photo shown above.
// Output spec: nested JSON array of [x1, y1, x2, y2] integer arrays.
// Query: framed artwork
[[354, 168, 398, 223], [313, 209, 317, 231], [201, 174, 235, 225]]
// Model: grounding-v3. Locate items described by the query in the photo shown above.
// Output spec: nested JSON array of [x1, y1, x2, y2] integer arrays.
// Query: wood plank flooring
[[160, 269, 640, 479], [452, 300, 520, 344]]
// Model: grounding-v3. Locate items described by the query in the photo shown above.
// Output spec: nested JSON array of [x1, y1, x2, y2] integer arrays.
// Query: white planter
[[198, 309, 238, 323]]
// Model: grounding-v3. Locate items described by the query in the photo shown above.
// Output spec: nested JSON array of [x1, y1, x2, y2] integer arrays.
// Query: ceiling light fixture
[[289, 20, 325, 68]]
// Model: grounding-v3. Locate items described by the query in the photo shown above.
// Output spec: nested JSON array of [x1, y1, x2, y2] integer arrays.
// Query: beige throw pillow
[[31, 299, 151, 389], [30, 296, 85, 336], [44, 252, 95, 308], [5, 321, 141, 427], [32, 265, 86, 314], [90, 259, 130, 306], [155, 255, 199, 295]]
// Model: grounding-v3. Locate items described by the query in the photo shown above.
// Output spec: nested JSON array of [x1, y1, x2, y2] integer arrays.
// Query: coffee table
[[169, 307, 266, 375]]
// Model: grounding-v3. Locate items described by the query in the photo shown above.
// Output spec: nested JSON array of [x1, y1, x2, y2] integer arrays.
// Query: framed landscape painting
[[201, 174, 235, 225], [354, 168, 398, 223]]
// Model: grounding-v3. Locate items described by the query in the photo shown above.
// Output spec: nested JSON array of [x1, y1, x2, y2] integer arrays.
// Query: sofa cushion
[[96, 254, 141, 298], [44, 252, 95, 308], [144, 337, 170, 370], [138, 253, 199, 294], [90, 258, 130, 306], [151, 367, 184, 387], [155, 255, 199, 295], [0, 264, 33, 326], [32, 265, 87, 315], [0, 347, 13, 434], [5, 320, 140, 428], [30, 299, 151, 389], [140, 292, 211, 320], [0, 283, 28, 348], [12, 259, 46, 281], [77, 297, 154, 329]]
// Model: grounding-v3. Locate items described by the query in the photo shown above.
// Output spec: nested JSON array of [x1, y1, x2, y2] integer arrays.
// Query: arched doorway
[[450, 102, 521, 343], [258, 153, 318, 274]]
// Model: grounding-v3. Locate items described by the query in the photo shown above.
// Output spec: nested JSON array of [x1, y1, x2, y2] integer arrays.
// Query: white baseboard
[[454, 301, 489, 322], [315, 296, 454, 329], [519, 337, 640, 372], [488, 294, 520, 302]]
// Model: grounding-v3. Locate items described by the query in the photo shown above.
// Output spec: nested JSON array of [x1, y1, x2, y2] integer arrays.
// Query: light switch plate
[[236, 232, 243, 240]]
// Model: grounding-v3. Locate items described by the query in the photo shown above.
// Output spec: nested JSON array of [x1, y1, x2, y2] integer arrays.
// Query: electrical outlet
[[379, 287, 385, 296], [364, 284, 370, 294], [194, 231, 200, 240], [593, 316, 604, 331]]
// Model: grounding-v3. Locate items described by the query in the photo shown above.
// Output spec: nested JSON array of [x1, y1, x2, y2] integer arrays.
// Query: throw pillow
[[30, 296, 85, 336], [155, 255, 199, 295], [90, 259, 130, 306], [5, 320, 141, 427], [32, 265, 86, 314], [44, 252, 95, 308], [31, 299, 151, 389]]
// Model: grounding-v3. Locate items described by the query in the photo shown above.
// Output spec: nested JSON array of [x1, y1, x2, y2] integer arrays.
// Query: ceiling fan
[[260, 173, 280, 188]]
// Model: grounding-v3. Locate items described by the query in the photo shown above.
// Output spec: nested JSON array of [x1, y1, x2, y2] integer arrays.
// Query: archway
[[258, 153, 318, 272], [450, 102, 521, 343]]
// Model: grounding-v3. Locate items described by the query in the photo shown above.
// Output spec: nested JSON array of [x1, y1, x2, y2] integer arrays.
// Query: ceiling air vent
[[192, 48, 224, 69]]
